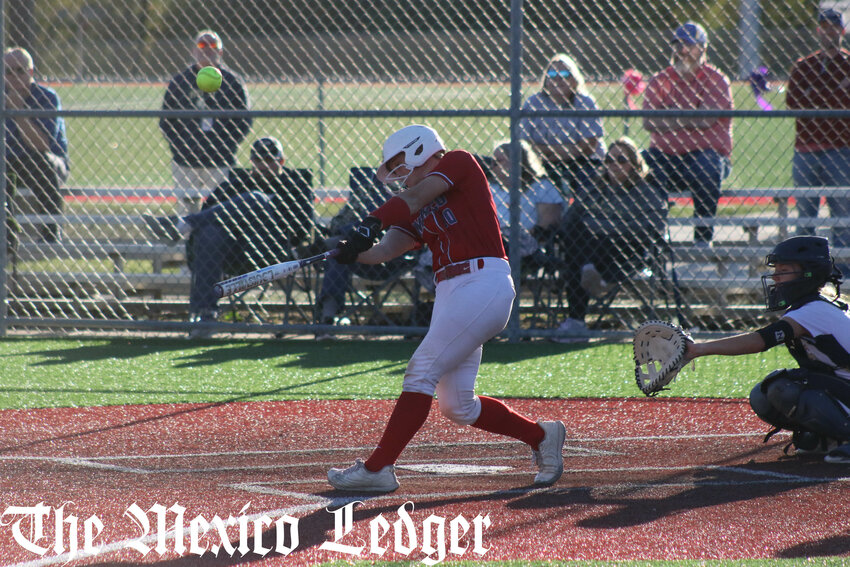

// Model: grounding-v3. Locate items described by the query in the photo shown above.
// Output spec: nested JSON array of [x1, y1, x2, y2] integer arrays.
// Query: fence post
[[737, 0, 762, 79], [506, 0, 523, 343], [317, 71, 327, 189], [0, 0, 7, 337]]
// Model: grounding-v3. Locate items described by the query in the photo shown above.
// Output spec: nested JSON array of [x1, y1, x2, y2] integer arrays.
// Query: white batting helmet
[[376, 124, 446, 184]]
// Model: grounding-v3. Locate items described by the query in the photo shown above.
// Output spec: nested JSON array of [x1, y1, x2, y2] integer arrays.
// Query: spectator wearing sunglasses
[[553, 138, 667, 341], [4, 47, 69, 243], [642, 22, 733, 247], [160, 30, 252, 213], [519, 53, 606, 196]]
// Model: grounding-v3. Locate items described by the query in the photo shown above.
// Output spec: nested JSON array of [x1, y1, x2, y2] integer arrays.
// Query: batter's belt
[[434, 258, 487, 284]]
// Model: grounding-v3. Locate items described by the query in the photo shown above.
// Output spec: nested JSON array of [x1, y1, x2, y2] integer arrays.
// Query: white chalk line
[[0, 431, 767, 462], [0, 430, 762, 466]]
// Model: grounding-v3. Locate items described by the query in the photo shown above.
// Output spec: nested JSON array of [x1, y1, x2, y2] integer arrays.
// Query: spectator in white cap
[[787, 8, 850, 271], [159, 29, 253, 213], [642, 21, 733, 247]]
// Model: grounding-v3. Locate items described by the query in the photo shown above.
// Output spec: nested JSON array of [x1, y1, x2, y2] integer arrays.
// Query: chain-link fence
[[2, 0, 848, 339]]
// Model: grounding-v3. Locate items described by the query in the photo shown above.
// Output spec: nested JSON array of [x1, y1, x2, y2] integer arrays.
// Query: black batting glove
[[334, 216, 383, 264], [352, 216, 383, 242]]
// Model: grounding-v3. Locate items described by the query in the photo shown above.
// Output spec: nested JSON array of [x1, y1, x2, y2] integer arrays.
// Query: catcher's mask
[[376, 124, 446, 187], [761, 235, 842, 311]]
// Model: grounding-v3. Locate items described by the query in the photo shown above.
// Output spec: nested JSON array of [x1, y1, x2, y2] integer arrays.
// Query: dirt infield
[[1, 398, 849, 565]]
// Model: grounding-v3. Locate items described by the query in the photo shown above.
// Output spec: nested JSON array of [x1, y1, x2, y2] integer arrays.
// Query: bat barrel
[[214, 266, 277, 298], [212, 250, 339, 299]]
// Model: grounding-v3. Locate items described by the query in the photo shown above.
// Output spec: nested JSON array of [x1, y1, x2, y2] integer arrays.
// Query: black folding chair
[[588, 232, 689, 329]]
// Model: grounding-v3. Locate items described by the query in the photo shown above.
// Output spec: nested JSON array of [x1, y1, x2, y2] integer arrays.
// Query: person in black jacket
[[159, 30, 252, 213], [553, 137, 668, 340], [144, 137, 314, 337]]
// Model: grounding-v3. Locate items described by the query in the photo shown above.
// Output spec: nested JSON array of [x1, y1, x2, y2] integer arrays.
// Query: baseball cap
[[671, 22, 708, 45], [194, 30, 223, 49], [250, 137, 284, 161], [819, 8, 845, 29]]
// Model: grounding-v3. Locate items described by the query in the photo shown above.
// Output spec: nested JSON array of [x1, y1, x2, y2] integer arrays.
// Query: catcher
[[685, 235, 850, 463]]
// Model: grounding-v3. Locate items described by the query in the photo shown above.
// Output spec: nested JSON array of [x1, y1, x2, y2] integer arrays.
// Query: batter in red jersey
[[327, 124, 566, 492]]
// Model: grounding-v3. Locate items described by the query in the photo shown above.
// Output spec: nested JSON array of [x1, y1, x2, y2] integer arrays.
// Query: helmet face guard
[[762, 268, 818, 311], [761, 236, 837, 311], [376, 125, 446, 186], [380, 163, 414, 187]]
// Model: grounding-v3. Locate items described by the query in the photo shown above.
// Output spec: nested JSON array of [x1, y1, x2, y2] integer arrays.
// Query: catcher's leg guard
[[762, 369, 850, 442], [750, 379, 796, 430], [792, 389, 850, 442], [764, 375, 804, 420]]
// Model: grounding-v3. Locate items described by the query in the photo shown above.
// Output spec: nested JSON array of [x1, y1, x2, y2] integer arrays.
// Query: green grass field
[[328, 562, 847, 566], [56, 80, 792, 192], [0, 336, 794, 410]]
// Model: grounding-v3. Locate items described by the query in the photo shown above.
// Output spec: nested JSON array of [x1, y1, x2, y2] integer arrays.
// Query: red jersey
[[642, 64, 733, 156], [392, 150, 506, 271], [786, 49, 850, 152]]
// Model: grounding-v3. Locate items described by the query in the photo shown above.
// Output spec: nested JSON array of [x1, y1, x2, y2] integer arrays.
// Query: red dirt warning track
[[0, 398, 849, 565]]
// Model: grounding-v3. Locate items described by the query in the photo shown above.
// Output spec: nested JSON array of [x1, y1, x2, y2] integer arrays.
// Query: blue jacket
[[6, 82, 68, 162], [159, 64, 252, 168]]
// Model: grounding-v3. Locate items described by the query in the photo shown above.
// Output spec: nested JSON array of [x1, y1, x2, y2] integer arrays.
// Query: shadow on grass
[[4, 336, 599, 368]]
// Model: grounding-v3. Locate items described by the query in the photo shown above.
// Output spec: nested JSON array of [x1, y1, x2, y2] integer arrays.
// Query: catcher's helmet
[[376, 124, 446, 185], [761, 235, 842, 311]]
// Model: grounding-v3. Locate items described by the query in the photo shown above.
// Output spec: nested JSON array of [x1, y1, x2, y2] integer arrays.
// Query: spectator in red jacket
[[787, 9, 850, 265], [642, 22, 733, 247]]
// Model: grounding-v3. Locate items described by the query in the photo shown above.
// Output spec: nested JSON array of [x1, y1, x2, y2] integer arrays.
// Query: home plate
[[398, 463, 512, 475]]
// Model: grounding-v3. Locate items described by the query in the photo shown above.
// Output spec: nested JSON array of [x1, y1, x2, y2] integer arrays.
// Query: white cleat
[[532, 420, 566, 485], [328, 459, 400, 492], [825, 444, 850, 464]]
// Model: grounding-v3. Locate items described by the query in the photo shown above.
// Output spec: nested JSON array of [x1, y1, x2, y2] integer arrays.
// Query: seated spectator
[[201, 137, 312, 218], [144, 136, 314, 338], [554, 137, 668, 340], [486, 140, 566, 272], [5, 47, 69, 243], [519, 53, 606, 195], [315, 168, 427, 338]]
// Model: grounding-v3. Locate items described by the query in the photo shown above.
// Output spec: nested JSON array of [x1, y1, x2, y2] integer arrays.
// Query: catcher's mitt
[[633, 320, 694, 396]]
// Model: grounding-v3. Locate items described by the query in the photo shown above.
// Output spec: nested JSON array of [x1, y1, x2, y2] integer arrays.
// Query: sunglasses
[[197, 40, 221, 49], [671, 39, 700, 48], [605, 154, 631, 165], [546, 69, 572, 79], [4, 66, 28, 75]]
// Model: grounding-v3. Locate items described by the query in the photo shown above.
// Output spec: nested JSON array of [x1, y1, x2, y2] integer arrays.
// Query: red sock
[[472, 396, 545, 450], [364, 391, 433, 472]]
